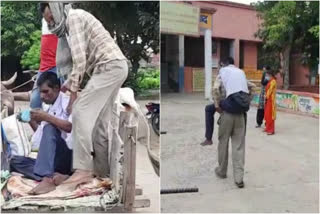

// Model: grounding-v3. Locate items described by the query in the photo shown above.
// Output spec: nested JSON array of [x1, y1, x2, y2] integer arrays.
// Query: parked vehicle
[[145, 102, 160, 136]]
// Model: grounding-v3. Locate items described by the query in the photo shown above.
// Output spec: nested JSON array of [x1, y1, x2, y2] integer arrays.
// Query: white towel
[[41, 18, 53, 35]]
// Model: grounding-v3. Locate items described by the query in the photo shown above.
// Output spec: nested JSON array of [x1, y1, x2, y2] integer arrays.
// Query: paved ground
[[161, 93, 319, 213], [136, 100, 160, 213], [137, 100, 160, 163]]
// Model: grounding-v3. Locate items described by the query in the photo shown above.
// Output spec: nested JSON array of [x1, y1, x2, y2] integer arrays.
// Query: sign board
[[199, 12, 212, 29], [192, 68, 217, 92], [161, 2, 200, 36]]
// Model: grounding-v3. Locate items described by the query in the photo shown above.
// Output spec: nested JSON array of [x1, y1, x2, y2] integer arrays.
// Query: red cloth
[[264, 78, 276, 134], [264, 116, 274, 134], [39, 34, 58, 72]]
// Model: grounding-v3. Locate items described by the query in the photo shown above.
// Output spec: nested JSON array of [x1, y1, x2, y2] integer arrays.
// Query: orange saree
[[264, 77, 276, 134]]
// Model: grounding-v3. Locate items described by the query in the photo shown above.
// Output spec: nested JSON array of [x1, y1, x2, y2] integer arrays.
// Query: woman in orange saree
[[264, 71, 277, 135]]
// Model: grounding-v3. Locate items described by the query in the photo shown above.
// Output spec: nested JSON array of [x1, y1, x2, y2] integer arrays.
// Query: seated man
[[200, 61, 224, 146], [200, 103, 216, 146], [10, 72, 72, 195], [30, 17, 59, 109]]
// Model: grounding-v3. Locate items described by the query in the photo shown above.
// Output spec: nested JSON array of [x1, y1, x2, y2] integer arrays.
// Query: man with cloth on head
[[40, 2, 128, 190]]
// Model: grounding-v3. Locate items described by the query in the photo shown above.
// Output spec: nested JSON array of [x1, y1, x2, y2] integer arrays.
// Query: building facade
[[161, 1, 263, 95], [160, 1, 315, 94]]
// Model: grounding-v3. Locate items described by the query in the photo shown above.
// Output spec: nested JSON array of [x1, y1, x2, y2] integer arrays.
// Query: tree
[[297, 2, 319, 80], [1, 2, 159, 92], [74, 2, 159, 73], [20, 30, 41, 70], [1, 1, 41, 57], [254, 1, 296, 89], [254, 1, 319, 89]]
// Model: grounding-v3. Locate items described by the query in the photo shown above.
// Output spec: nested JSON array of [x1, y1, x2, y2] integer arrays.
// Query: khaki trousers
[[72, 60, 128, 177], [217, 112, 246, 183]]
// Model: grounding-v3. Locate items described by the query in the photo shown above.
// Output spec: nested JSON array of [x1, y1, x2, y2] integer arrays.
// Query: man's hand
[[67, 91, 77, 114], [61, 81, 71, 93], [216, 107, 223, 114], [30, 109, 49, 123]]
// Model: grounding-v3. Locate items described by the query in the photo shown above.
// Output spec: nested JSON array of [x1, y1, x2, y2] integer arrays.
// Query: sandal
[[235, 181, 245, 188]]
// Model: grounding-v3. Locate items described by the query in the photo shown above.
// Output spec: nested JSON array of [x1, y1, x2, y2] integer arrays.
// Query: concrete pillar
[[204, 28, 212, 99], [234, 39, 240, 67], [178, 35, 184, 92], [217, 40, 221, 61]]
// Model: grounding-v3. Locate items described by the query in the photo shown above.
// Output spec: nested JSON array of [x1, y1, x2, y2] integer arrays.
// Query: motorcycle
[[145, 102, 160, 136]]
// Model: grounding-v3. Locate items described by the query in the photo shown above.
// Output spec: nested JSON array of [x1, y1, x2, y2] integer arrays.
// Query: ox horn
[[1, 72, 17, 87]]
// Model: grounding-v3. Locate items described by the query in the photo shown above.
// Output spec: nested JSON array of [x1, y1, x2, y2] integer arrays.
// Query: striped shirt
[[66, 9, 126, 92]]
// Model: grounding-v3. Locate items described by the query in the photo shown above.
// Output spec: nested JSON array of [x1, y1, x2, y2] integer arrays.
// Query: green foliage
[[20, 30, 41, 70], [255, 1, 296, 51], [1, 1, 159, 94], [1, 2, 41, 57], [257, 45, 281, 72], [255, 1, 319, 60], [309, 25, 319, 39], [123, 68, 160, 94], [137, 68, 160, 90], [74, 2, 159, 73], [254, 1, 319, 87]]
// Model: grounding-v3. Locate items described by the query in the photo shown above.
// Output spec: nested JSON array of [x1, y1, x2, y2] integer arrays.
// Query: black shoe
[[235, 181, 244, 188], [215, 167, 227, 179], [255, 125, 261, 128]]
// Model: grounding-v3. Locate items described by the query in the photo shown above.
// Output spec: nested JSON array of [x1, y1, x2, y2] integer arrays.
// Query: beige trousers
[[72, 60, 128, 177], [217, 112, 246, 183]]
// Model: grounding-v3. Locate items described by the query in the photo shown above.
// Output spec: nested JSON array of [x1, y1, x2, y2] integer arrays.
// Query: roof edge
[[198, 1, 256, 11]]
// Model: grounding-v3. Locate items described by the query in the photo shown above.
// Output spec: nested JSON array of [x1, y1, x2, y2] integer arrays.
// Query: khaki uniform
[[212, 73, 255, 183]]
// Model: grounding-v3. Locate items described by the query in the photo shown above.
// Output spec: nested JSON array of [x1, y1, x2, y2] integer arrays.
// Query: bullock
[[1, 72, 17, 115]]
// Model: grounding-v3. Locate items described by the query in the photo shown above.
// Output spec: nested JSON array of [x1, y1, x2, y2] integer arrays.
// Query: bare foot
[[28, 177, 56, 195], [53, 173, 69, 186], [56, 169, 93, 192]]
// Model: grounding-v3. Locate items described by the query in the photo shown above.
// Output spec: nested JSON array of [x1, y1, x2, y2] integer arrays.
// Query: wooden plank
[[110, 129, 123, 194], [133, 197, 151, 208], [135, 184, 143, 195], [14, 205, 126, 213], [119, 112, 129, 204], [18, 206, 38, 211], [135, 187, 143, 196], [118, 111, 139, 212], [130, 126, 137, 209], [123, 125, 137, 211]]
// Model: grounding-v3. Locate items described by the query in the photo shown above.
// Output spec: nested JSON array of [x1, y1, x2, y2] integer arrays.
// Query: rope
[[99, 188, 120, 211], [1, 76, 36, 94]]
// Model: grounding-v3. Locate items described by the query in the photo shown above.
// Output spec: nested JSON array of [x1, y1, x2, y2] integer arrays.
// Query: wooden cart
[[1, 111, 151, 212]]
